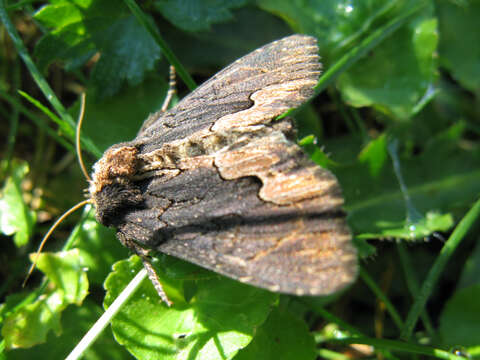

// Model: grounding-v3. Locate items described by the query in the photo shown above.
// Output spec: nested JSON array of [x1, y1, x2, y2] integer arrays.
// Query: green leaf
[[358, 134, 388, 178], [68, 207, 128, 286], [235, 308, 316, 360], [2, 291, 64, 349], [337, 11, 438, 119], [6, 301, 131, 360], [160, 7, 291, 70], [439, 284, 480, 348], [437, 0, 480, 92], [332, 129, 480, 239], [458, 240, 480, 290], [154, 0, 247, 31], [0, 160, 36, 247], [259, 0, 437, 119], [33, 250, 89, 305], [2, 250, 89, 349], [34, 0, 161, 98], [300, 135, 339, 169], [104, 256, 277, 360], [360, 211, 454, 240]]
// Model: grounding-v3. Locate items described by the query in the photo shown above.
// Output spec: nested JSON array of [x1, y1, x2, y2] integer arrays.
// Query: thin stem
[[303, 299, 365, 337], [396, 242, 436, 338], [66, 268, 148, 360], [400, 197, 480, 339], [360, 267, 404, 331], [3, 60, 20, 176], [317, 348, 350, 360], [286, 1, 428, 119]]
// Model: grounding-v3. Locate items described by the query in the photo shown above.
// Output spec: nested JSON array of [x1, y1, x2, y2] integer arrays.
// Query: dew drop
[[449, 346, 471, 359]]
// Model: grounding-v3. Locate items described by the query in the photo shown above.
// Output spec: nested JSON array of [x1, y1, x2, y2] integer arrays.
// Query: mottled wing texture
[[91, 35, 358, 296], [136, 35, 320, 149]]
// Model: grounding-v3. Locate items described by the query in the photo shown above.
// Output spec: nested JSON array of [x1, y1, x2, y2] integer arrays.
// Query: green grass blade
[[315, 1, 428, 93], [360, 267, 404, 330], [304, 299, 365, 337], [123, 0, 197, 91], [0, 90, 74, 152], [2, 62, 20, 176], [401, 197, 480, 339], [396, 242, 436, 339], [1, 1, 101, 157], [333, 337, 467, 360], [0, 0, 73, 132]]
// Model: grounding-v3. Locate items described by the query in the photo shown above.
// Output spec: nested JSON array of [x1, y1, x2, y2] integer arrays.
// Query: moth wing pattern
[[136, 35, 321, 149], [151, 125, 357, 295], [91, 34, 358, 297]]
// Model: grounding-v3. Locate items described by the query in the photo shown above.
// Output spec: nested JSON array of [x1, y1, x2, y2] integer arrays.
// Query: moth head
[[89, 145, 138, 195], [89, 145, 144, 227]]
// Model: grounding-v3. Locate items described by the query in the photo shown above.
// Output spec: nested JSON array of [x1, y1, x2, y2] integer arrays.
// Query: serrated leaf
[[0, 160, 36, 247], [33, 249, 89, 304], [89, 16, 161, 98], [356, 211, 454, 240], [437, 0, 480, 92], [331, 129, 480, 239], [2, 291, 64, 349], [160, 7, 291, 71], [300, 136, 339, 170], [235, 308, 316, 360], [154, 0, 247, 31], [1, 250, 89, 349], [104, 256, 277, 360], [34, 0, 161, 98]]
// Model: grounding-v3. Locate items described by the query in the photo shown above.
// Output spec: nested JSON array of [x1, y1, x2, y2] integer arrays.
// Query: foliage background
[[0, 0, 479, 359]]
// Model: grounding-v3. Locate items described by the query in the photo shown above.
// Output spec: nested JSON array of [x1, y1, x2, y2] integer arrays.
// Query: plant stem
[[400, 198, 480, 339]]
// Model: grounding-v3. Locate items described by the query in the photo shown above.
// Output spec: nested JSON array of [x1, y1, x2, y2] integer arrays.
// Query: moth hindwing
[[90, 34, 357, 298]]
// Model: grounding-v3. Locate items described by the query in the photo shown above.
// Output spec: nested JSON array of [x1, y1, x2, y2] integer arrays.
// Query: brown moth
[[89, 34, 357, 301]]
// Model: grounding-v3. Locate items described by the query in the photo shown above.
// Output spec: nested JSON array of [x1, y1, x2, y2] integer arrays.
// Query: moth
[[89, 34, 357, 303]]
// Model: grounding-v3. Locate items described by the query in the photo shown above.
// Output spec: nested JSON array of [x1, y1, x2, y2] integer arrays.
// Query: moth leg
[[140, 255, 173, 307], [117, 232, 172, 306], [161, 65, 177, 112]]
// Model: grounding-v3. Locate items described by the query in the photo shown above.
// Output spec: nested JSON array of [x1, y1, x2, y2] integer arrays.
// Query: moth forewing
[[90, 34, 357, 302]]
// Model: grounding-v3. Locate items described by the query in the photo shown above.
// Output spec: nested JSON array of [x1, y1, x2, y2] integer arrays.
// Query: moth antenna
[[23, 94, 93, 287], [160, 65, 177, 112], [76, 93, 91, 182], [23, 199, 92, 287]]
